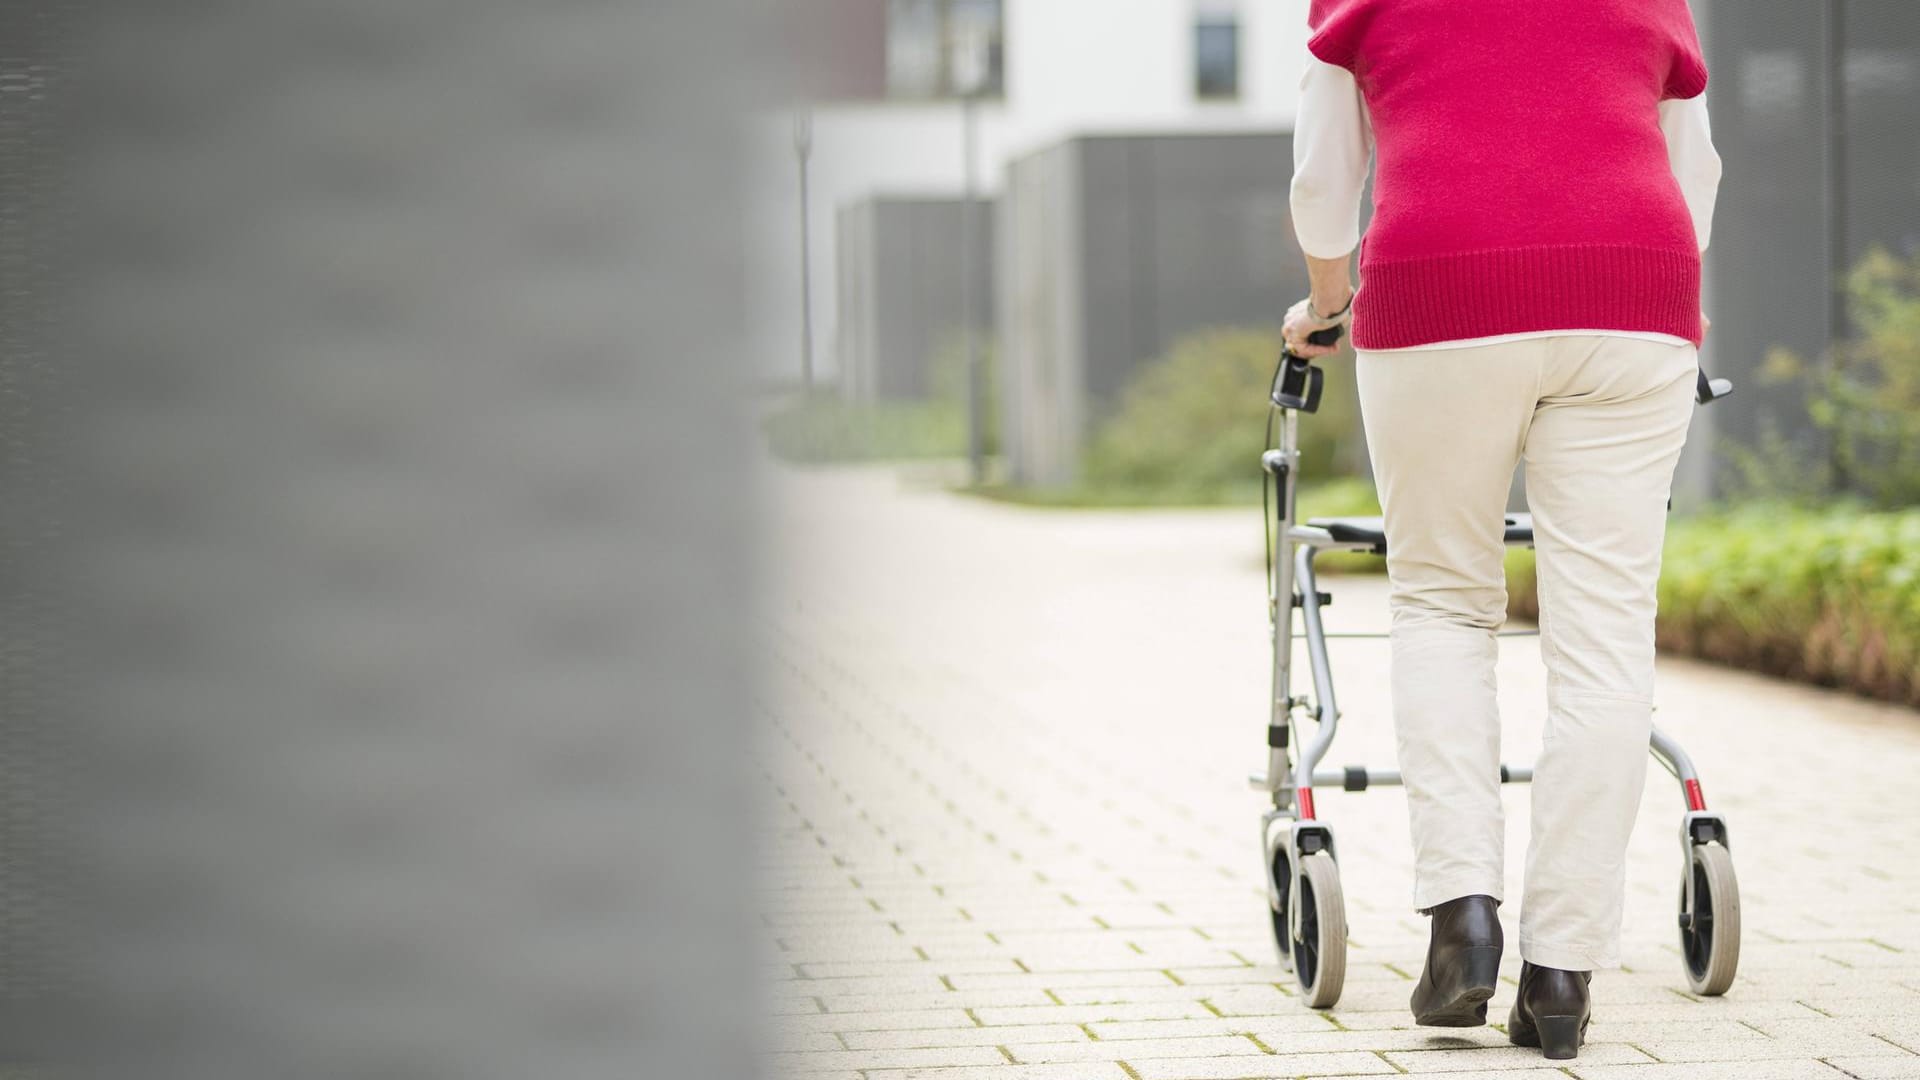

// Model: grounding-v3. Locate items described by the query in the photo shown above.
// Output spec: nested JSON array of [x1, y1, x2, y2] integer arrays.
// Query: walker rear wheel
[[1292, 853, 1348, 1008], [1267, 844, 1295, 971], [1678, 842, 1740, 996]]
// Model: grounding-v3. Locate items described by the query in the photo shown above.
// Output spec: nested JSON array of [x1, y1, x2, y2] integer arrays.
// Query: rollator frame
[[1249, 334, 1741, 1007]]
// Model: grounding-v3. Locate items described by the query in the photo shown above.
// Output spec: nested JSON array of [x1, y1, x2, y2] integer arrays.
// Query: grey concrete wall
[[1000, 131, 1309, 488], [999, 142, 1085, 488], [42, 2, 769, 1075], [1688, 0, 1920, 499], [835, 196, 996, 403]]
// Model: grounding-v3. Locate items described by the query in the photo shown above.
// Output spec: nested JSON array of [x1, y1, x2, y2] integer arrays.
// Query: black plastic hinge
[[1267, 725, 1289, 749], [1343, 766, 1368, 792], [1290, 591, 1333, 608]]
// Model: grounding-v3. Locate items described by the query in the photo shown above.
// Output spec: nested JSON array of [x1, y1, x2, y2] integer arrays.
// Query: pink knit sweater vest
[[1306, 0, 1711, 349]]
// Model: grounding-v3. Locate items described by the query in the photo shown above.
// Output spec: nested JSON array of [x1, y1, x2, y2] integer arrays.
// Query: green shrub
[[1723, 247, 1920, 507], [760, 331, 997, 464], [1080, 327, 1366, 505], [1507, 503, 1920, 707], [761, 391, 968, 463]]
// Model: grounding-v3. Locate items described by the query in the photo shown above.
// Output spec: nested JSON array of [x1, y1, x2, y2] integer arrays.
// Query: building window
[[888, 0, 1006, 99], [1195, 3, 1242, 101]]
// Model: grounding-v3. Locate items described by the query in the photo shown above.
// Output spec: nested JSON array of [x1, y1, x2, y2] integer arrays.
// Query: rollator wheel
[[1678, 842, 1740, 996], [1267, 846, 1294, 971], [1293, 854, 1348, 1008]]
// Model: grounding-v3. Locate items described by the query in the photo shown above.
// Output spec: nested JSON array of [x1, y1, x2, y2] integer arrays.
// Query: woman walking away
[[1281, 0, 1723, 1062]]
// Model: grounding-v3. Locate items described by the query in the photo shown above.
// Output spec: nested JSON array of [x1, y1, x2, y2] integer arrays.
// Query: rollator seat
[[1306, 513, 1535, 553]]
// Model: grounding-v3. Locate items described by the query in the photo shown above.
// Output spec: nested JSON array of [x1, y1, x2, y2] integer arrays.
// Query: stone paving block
[[778, 974, 953, 996], [1051, 983, 1275, 1007], [1256, 1029, 1513, 1055], [1307, 1072, 1571, 1080], [1628, 1034, 1909, 1062], [1569, 1061, 1856, 1079], [1192, 986, 1296, 1016], [821, 989, 1057, 1013], [771, 1031, 847, 1053], [1578, 1019, 1762, 1044], [1803, 995, 1920, 1021], [1005, 1035, 1267, 1064], [1127, 1050, 1400, 1078], [1863, 1023, 1920, 1053], [947, 969, 1181, 991], [1094, 1015, 1340, 1041], [863, 1065, 1133, 1080], [1386, 1041, 1655, 1071], [795, 959, 1030, 979], [1743, 1016, 1918, 1051], [773, 1008, 977, 1035], [971, 1001, 1221, 1026], [770, 1046, 1010, 1072], [1170, 967, 1305, 987], [842, 1024, 1089, 1050], [1586, 999, 1831, 1023], [1824, 1058, 1920, 1079]]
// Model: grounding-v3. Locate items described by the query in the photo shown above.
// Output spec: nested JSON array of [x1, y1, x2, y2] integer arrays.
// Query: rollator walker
[[1251, 328, 1741, 1008]]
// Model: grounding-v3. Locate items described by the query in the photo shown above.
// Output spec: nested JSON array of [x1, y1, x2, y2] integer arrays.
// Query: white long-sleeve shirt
[[1290, 55, 1724, 352]]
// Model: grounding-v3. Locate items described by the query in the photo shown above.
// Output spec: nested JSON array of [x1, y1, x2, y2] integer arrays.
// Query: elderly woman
[[1281, 0, 1722, 1061]]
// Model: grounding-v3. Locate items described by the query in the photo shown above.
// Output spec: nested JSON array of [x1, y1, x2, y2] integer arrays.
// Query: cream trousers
[[1353, 334, 1700, 972]]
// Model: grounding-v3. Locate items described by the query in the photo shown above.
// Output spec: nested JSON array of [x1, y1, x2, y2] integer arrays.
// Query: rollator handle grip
[[1695, 369, 1734, 406], [1272, 326, 1343, 413]]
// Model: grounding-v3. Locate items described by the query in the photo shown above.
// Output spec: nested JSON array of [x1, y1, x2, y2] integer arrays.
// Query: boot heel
[[1412, 945, 1502, 1025], [1457, 946, 1500, 993], [1534, 1015, 1583, 1060]]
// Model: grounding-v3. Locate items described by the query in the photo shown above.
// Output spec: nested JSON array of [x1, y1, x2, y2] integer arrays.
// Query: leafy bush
[[1507, 503, 1920, 707], [1723, 247, 1920, 507], [1080, 327, 1366, 504], [761, 392, 969, 463], [761, 330, 997, 464]]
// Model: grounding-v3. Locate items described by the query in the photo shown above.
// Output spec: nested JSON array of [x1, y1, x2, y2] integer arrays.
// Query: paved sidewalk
[[761, 462, 1920, 1080]]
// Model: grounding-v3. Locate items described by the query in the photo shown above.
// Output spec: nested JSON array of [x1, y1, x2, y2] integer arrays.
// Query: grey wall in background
[[40, 2, 770, 1076], [1693, 0, 1920, 496], [999, 132, 1307, 488], [836, 196, 997, 402]]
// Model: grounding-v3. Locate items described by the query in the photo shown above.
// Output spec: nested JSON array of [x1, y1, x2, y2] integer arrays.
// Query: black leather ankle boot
[[1409, 893, 1503, 1026], [1507, 959, 1592, 1059]]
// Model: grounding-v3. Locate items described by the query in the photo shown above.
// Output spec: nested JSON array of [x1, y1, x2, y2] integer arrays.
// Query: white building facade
[[748, 0, 1321, 386]]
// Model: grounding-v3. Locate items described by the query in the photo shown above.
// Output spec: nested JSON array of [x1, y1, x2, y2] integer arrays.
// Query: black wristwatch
[[1310, 293, 1355, 321]]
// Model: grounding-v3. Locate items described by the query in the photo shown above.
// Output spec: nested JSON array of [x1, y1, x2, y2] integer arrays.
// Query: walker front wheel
[[1293, 853, 1348, 1008], [1678, 842, 1740, 996]]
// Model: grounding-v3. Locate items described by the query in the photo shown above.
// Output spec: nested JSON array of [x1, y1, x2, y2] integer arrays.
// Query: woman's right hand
[[1283, 293, 1353, 358]]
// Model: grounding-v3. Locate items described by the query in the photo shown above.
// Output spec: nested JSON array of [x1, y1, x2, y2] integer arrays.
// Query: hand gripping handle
[[1271, 326, 1345, 413]]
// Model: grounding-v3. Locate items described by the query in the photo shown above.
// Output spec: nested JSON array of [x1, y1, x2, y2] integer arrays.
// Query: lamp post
[[794, 108, 816, 392], [954, 30, 990, 484], [1822, 0, 1847, 488]]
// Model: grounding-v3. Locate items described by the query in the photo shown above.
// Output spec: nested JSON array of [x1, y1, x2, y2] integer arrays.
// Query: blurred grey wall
[[0, 0, 63, 1053], [836, 196, 997, 402], [1692, 0, 1920, 496], [16, 2, 777, 1076], [999, 132, 1306, 488]]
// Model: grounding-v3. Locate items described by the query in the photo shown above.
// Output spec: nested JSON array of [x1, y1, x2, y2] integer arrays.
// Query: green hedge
[[1079, 327, 1366, 505], [1506, 503, 1920, 707], [761, 393, 969, 463], [761, 332, 997, 464]]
